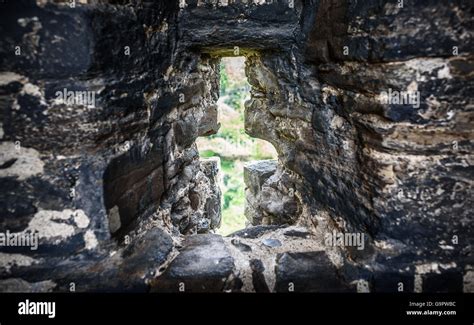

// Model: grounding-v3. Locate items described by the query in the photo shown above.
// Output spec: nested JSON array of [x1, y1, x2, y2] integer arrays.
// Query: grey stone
[[229, 225, 284, 239], [121, 228, 174, 276], [250, 259, 269, 293], [0, 0, 470, 293], [275, 252, 351, 292], [284, 230, 311, 238], [151, 234, 234, 292], [244, 160, 277, 195], [231, 239, 252, 252], [262, 238, 282, 248], [0, 278, 56, 293]]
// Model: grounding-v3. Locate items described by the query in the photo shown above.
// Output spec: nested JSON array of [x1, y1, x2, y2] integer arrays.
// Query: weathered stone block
[[244, 160, 277, 195], [275, 251, 351, 292], [151, 234, 234, 292]]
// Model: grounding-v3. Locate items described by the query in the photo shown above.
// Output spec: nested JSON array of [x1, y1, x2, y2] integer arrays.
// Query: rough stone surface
[[231, 239, 252, 252], [244, 159, 278, 225], [0, 0, 472, 292], [0, 278, 56, 292], [199, 157, 222, 231], [250, 259, 270, 293], [0, 0, 222, 291], [275, 252, 351, 292], [120, 228, 174, 276], [230, 225, 285, 239], [262, 238, 282, 248], [244, 160, 277, 195], [151, 234, 234, 292]]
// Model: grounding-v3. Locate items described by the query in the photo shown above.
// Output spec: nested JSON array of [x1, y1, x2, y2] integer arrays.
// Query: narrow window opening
[[197, 56, 277, 235]]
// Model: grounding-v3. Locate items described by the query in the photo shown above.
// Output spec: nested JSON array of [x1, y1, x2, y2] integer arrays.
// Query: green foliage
[[200, 149, 217, 158], [220, 158, 235, 172], [219, 159, 246, 235], [198, 58, 277, 236], [224, 85, 249, 109], [219, 62, 229, 95], [219, 61, 250, 110]]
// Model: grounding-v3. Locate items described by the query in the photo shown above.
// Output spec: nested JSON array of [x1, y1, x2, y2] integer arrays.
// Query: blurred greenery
[[197, 58, 277, 236]]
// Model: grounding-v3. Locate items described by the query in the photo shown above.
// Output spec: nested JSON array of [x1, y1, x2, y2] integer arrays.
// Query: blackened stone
[[223, 275, 244, 292], [179, 1, 302, 52], [283, 230, 311, 238], [311, 107, 334, 134], [250, 259, 269, 293], [103, 145, 165, 236], [174, 118, 198, 148], [0, 179, 37, 232], [121, 228, 173, 276], [0, 1, 93, 79], [151, 234, 234, 292], [231, 239, 252, 252], [229, 225, 285, 239], [275, 251, 351, 292]]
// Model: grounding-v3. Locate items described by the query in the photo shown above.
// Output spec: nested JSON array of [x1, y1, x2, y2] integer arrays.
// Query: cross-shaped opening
[[197, 56, 277, 235]]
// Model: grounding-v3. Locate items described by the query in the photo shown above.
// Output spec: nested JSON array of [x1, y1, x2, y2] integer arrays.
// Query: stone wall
[[241, 0, 473, 292], [0, 0, 222, 290], [0, 0, 472, 292]]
